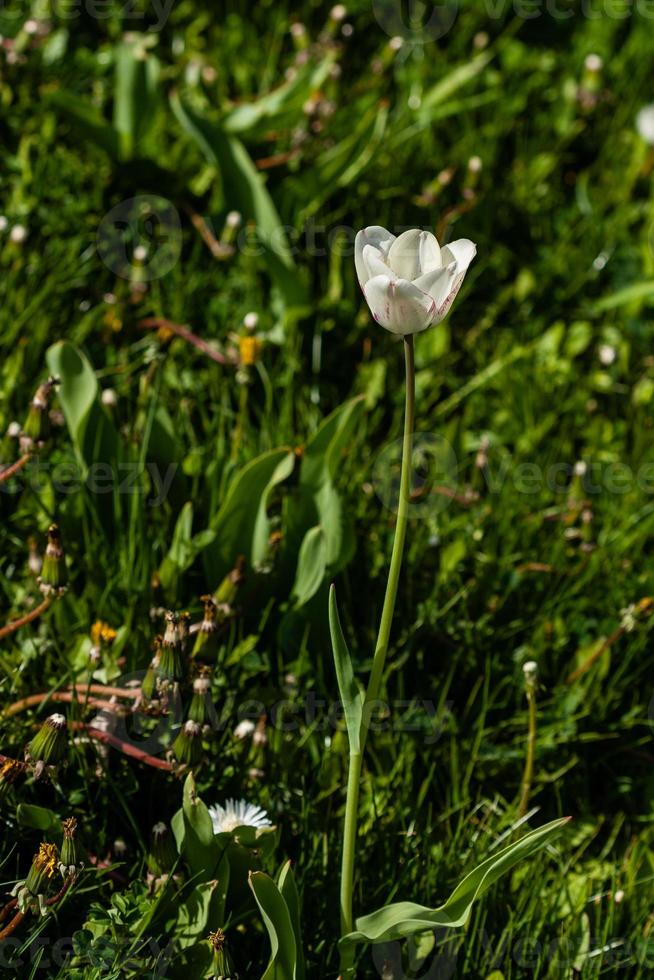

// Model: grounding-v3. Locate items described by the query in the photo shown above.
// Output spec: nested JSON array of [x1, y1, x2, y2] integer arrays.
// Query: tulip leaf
[[248, 870, 298, 980], [329, 585, 364, 757], [46, 340, 121, 473], [16, 803, 62, 834], [291, 525, 327, 608], [170, 92, 306, 309], [172, 773, 222, 883], [222, 55, 335, 135], [113, 35, 161, 159], [202, 447, 295, 585], [276, 861, 305, 980], [292, 396, 365, 574], [175, 875, 229, 949], [341, 818, 569, 946]]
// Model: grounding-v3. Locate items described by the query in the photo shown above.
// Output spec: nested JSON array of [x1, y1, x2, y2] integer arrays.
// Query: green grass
[[1, 2, 654, 977]]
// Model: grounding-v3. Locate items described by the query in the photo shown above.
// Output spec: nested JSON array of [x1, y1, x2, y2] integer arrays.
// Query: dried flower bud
[[208, 929, 239, 979], [17, 842, 60, 912], [192, 595, 219, 662], [522, 661, 538, 687], [60, 816, 84, 875], [0, 756, 26, 802], [38, 524, 68, 598], [26, 713, 68, 769], [188, 673, 212, 724], [157, 612, 187, 686], [20, 377, 59, 453], [173, 720, 203, 767], [147, 821, 177, 876]]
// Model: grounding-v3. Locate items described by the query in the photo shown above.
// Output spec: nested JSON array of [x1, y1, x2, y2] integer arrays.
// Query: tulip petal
[[387, 229, 424, 280], [362, 244, 394, 280], [355, 226, 395, 288], [363, 275, 436, 336], [418, 231, 442, 274], [439, 238, 477, 274], [413, 265, 451, 305]]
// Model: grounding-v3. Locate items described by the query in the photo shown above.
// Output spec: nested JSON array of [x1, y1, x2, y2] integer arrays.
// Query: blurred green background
[[1, 1, 654, 977]]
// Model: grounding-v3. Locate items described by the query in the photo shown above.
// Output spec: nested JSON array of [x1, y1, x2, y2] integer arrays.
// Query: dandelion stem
[[0, 453, 31, 485], [69, 722, 174, 771], [339, 336, 415, 965], [0, 911, 24, 941], [518, 685, 537, 819], [0, 598, 51, 641], [3, 692, 126, 718]]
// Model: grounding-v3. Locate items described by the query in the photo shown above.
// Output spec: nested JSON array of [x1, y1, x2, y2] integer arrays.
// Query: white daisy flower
[[208, 798, 272, 834]]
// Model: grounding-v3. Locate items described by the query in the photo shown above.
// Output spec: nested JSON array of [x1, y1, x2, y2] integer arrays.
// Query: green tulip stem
[[339, 334, 415, 965]]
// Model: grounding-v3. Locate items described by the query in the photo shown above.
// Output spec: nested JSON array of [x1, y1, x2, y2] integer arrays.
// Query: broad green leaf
[[329, 585, 364, 756], [203, 448, 295, 585], [175, 870, 229, 949], [342, 818, 569, 945], [46, 341, 120, 472], [176, 773, 222, 883], [16, 803, 62, 834], [113, 35, 161, 159], [276, 861, 305, 980], [248, 871, 297, 980], [291, 526, 327, 608], [293, 396, 364, 573], [170, 93, 305, 308]]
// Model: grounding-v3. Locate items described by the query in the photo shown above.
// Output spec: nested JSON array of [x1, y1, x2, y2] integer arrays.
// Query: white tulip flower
[[355, 226, 476, 336]]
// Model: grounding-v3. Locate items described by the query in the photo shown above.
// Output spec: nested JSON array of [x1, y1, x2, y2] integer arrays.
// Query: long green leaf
[[329, 585, 364, 756], [291, 525, 327, 608], [342, 817, 570, 945], [170, 92, 305, 308], [203, 448, 295, 585], [249, 871, 297, 980], [276, 861, 305, 980]]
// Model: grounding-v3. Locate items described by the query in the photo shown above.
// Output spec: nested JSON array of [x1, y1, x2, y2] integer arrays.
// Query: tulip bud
[[355, 226, 476, 336], [208, 929, 239, 979], [20, 377, 59, 454], [38, 524, 68, 598], [26, 713, 68, 770], [60, 817, 84, 876], [173, 720, 203, 767], [192, 595, 219, 662], [147, 821, 177, 876]]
